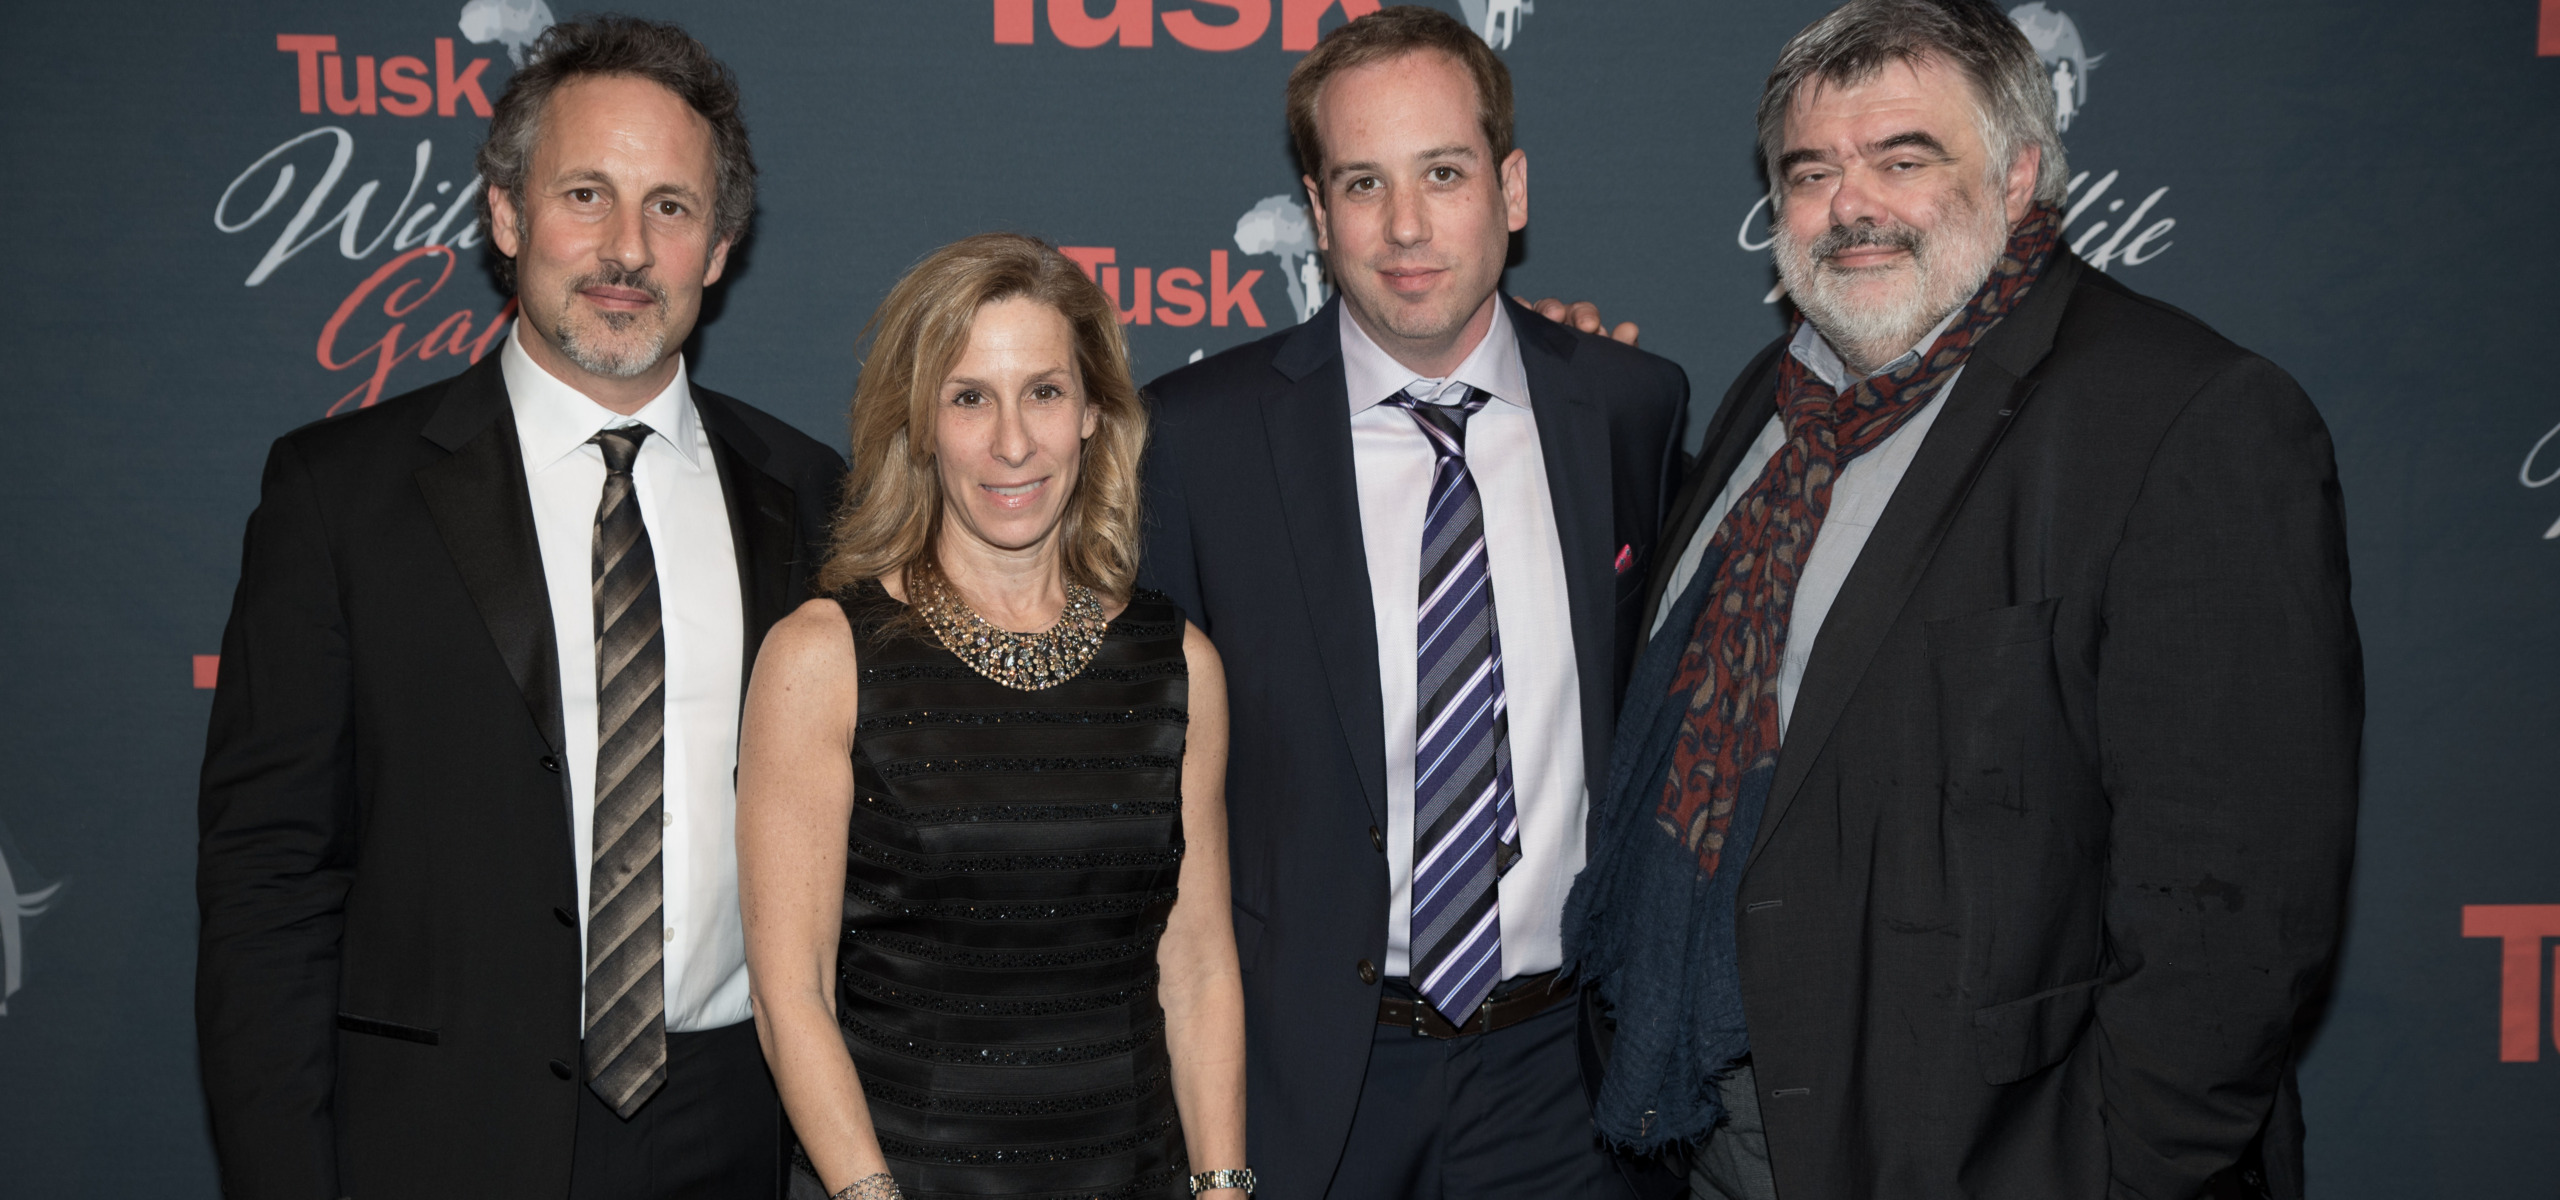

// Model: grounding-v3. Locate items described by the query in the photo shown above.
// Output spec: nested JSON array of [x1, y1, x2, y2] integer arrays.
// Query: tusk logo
[[459, 0, 558, 68], [2009, 3, 2102, 131], [1457, 0, 1536, 50], [1233, 194, 1329, 325], [991, 0, 1382, 51], [0, 823, 64, 1018], [988, 0, 1541, 51]]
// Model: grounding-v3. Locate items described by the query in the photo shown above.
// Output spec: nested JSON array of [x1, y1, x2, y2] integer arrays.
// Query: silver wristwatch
[[1189, 1167, 1256, 1195]]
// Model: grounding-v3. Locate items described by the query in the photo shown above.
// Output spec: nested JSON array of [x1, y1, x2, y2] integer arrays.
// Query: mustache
[[565, 263, 668, 308], [1808, 221, 1922, 267]]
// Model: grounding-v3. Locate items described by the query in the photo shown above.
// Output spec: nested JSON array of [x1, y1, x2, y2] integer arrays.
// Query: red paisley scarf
[[1660, 202, 2063, 869]]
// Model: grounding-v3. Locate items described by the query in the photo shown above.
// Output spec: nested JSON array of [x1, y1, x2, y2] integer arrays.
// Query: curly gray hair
[[1756, 0, 2066, 212]]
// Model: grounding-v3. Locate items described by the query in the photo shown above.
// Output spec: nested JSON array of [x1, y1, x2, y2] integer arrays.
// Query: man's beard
[[1772, 183, 2010, 375], [552, 264, 672, 379]]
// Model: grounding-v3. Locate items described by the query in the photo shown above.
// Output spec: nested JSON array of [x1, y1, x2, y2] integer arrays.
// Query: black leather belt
[[1377, 970, 1571, 1038]]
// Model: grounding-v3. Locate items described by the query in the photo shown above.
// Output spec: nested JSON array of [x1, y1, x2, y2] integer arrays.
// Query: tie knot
[[591, 423, 655, 475], [1387, 383, 1489, 456]]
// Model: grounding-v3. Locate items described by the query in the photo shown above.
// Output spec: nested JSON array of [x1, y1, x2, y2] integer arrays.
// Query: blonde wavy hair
[[816, 233, 1147, 605]]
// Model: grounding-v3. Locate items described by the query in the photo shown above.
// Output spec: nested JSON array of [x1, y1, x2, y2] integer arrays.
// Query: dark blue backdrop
[[2, 1, 2555, 1194]]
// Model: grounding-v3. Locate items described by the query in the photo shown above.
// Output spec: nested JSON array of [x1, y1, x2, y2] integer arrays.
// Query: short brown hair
[[816, 234, 1147, 606], [1285, 5, 1514, 180], [475, 17, 757, 293]]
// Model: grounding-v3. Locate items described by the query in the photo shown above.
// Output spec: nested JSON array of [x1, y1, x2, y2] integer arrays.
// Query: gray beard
[[1773, 192, 2009, 376], [550, 267, 673, 379], [555, 309, 669, 379]]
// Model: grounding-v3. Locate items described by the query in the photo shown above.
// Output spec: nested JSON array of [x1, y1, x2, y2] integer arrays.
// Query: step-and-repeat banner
[[1, 1, 2554, 1194]]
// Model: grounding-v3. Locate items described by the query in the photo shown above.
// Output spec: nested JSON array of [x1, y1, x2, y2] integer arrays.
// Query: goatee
[[554, 264, 672, 379]]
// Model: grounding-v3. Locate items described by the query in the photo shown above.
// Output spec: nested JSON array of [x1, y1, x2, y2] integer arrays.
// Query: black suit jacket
[[1645, 252, 2359, 1200], [1138, 298, 1687, 1198], [196, 354, 843, 1200]]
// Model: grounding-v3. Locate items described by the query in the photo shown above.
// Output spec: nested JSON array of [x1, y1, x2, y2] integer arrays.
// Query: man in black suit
[[1138, 9, 1686, 1198], [1566, 3, 2360, 1199], [196, 19, 841, 1199]]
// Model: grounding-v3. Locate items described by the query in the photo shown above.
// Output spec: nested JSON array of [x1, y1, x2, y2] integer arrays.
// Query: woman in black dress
[[740, 235, 1249, 1200]]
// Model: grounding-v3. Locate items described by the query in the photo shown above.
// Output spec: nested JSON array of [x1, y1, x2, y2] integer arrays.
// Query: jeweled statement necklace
[[915, 569, 1109, 691]]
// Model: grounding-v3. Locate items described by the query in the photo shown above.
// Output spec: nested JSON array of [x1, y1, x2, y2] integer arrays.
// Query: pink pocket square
[[1614, 544, 1635, 574]]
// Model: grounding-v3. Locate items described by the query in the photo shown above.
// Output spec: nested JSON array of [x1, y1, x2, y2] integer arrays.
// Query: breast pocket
[[1925, 597, 2059, 656], [1925, 598, 2062, 792], [1611, 543, 1650, 615]]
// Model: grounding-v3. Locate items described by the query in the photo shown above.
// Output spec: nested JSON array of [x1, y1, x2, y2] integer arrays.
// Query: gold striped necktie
[[582, 422, 667, 1118]]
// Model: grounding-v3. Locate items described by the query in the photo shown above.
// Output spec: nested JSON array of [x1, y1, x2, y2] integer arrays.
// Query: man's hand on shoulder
[[1512, 294, 1640, 347]]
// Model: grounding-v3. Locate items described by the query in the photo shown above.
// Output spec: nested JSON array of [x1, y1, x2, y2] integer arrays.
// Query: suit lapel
[[1509, 306, 1617, 811], [1266, 303, 1389, 828], [414, 356, 566, 756], [1750, 252, 2085, 862], [696, 391, 802, 679]]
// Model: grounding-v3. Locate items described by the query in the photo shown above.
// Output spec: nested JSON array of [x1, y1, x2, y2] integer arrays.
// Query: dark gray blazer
[[1651, 251, 2361, 1200], [196, 354, 843, 1200], [1138, 297, 1688, 1198]]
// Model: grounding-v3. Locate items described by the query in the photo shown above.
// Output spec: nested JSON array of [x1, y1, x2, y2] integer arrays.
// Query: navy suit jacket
[[1138, 297, 1687, 1197]]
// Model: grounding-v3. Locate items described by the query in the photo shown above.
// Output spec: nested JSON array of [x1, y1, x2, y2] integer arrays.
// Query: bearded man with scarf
[[1562, 3, 2361, 1199]]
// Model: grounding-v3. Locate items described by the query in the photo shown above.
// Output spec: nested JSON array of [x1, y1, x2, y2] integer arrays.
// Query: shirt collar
[[1339, 300, 1533, 414], [501, 324, 701, 472], [1790, 306, 1966, 391]]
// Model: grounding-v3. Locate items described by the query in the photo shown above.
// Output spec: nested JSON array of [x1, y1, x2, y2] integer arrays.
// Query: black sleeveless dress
[[819, 581, 1192, 1200]]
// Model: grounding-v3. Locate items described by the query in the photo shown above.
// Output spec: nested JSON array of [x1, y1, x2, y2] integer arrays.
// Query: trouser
[[1689, 1059, 1780, 1200], [1328, 981, 1629, 1200], [570, 1018, 786, 1200]]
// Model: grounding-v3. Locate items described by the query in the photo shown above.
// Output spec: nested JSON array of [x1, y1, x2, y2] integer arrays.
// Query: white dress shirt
[[1651, 312, 1962, 735], [502, 328, 750, 1033], [1340, 309, 1587, 981]]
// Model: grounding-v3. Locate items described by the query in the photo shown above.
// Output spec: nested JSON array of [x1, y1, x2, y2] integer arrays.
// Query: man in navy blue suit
[[1137, 8, 1687, 1198]]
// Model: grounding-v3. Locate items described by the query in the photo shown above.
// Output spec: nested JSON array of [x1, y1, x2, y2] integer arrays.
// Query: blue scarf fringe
[[1562, 542, 1771, 1154]]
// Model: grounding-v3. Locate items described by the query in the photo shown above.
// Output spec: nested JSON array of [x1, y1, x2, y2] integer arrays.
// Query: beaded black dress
[[813, 580, 1192, 1200]]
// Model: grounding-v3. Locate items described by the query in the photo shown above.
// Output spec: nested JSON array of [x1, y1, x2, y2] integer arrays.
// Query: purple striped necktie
[[1388, 382, 1521, 1026]]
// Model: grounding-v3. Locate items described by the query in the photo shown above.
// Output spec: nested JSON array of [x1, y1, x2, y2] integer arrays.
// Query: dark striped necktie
[[584, 423, 667, 1118], [1387, 383, 1521, 1026]]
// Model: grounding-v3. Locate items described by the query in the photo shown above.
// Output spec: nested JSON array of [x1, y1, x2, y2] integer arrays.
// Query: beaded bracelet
[[830, 1173, 901, 1200]]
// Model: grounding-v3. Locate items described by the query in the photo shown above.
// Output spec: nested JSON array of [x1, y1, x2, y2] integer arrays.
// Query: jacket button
[[1356, 958, 1379, 985], [540, 755, 562, 773], [553, 906, 576, 928], [548, 1059, 573, 1080], [1369, 825, 1384, 852]]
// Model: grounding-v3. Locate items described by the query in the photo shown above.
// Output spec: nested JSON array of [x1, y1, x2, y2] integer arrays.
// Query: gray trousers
[[1688, 1060, 1780, 1200]]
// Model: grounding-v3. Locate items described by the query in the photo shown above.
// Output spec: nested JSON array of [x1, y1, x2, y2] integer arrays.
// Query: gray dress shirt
[[1650, 311, 1961, 737]]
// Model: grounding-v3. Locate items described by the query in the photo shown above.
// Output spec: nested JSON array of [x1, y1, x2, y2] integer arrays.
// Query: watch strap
[[1189, 1167, 1256, 1195]]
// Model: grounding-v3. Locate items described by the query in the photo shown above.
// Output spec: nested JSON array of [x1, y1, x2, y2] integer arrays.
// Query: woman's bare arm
[[740, 597, 892, 1193], [1157, 622, 1248, 1188]]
